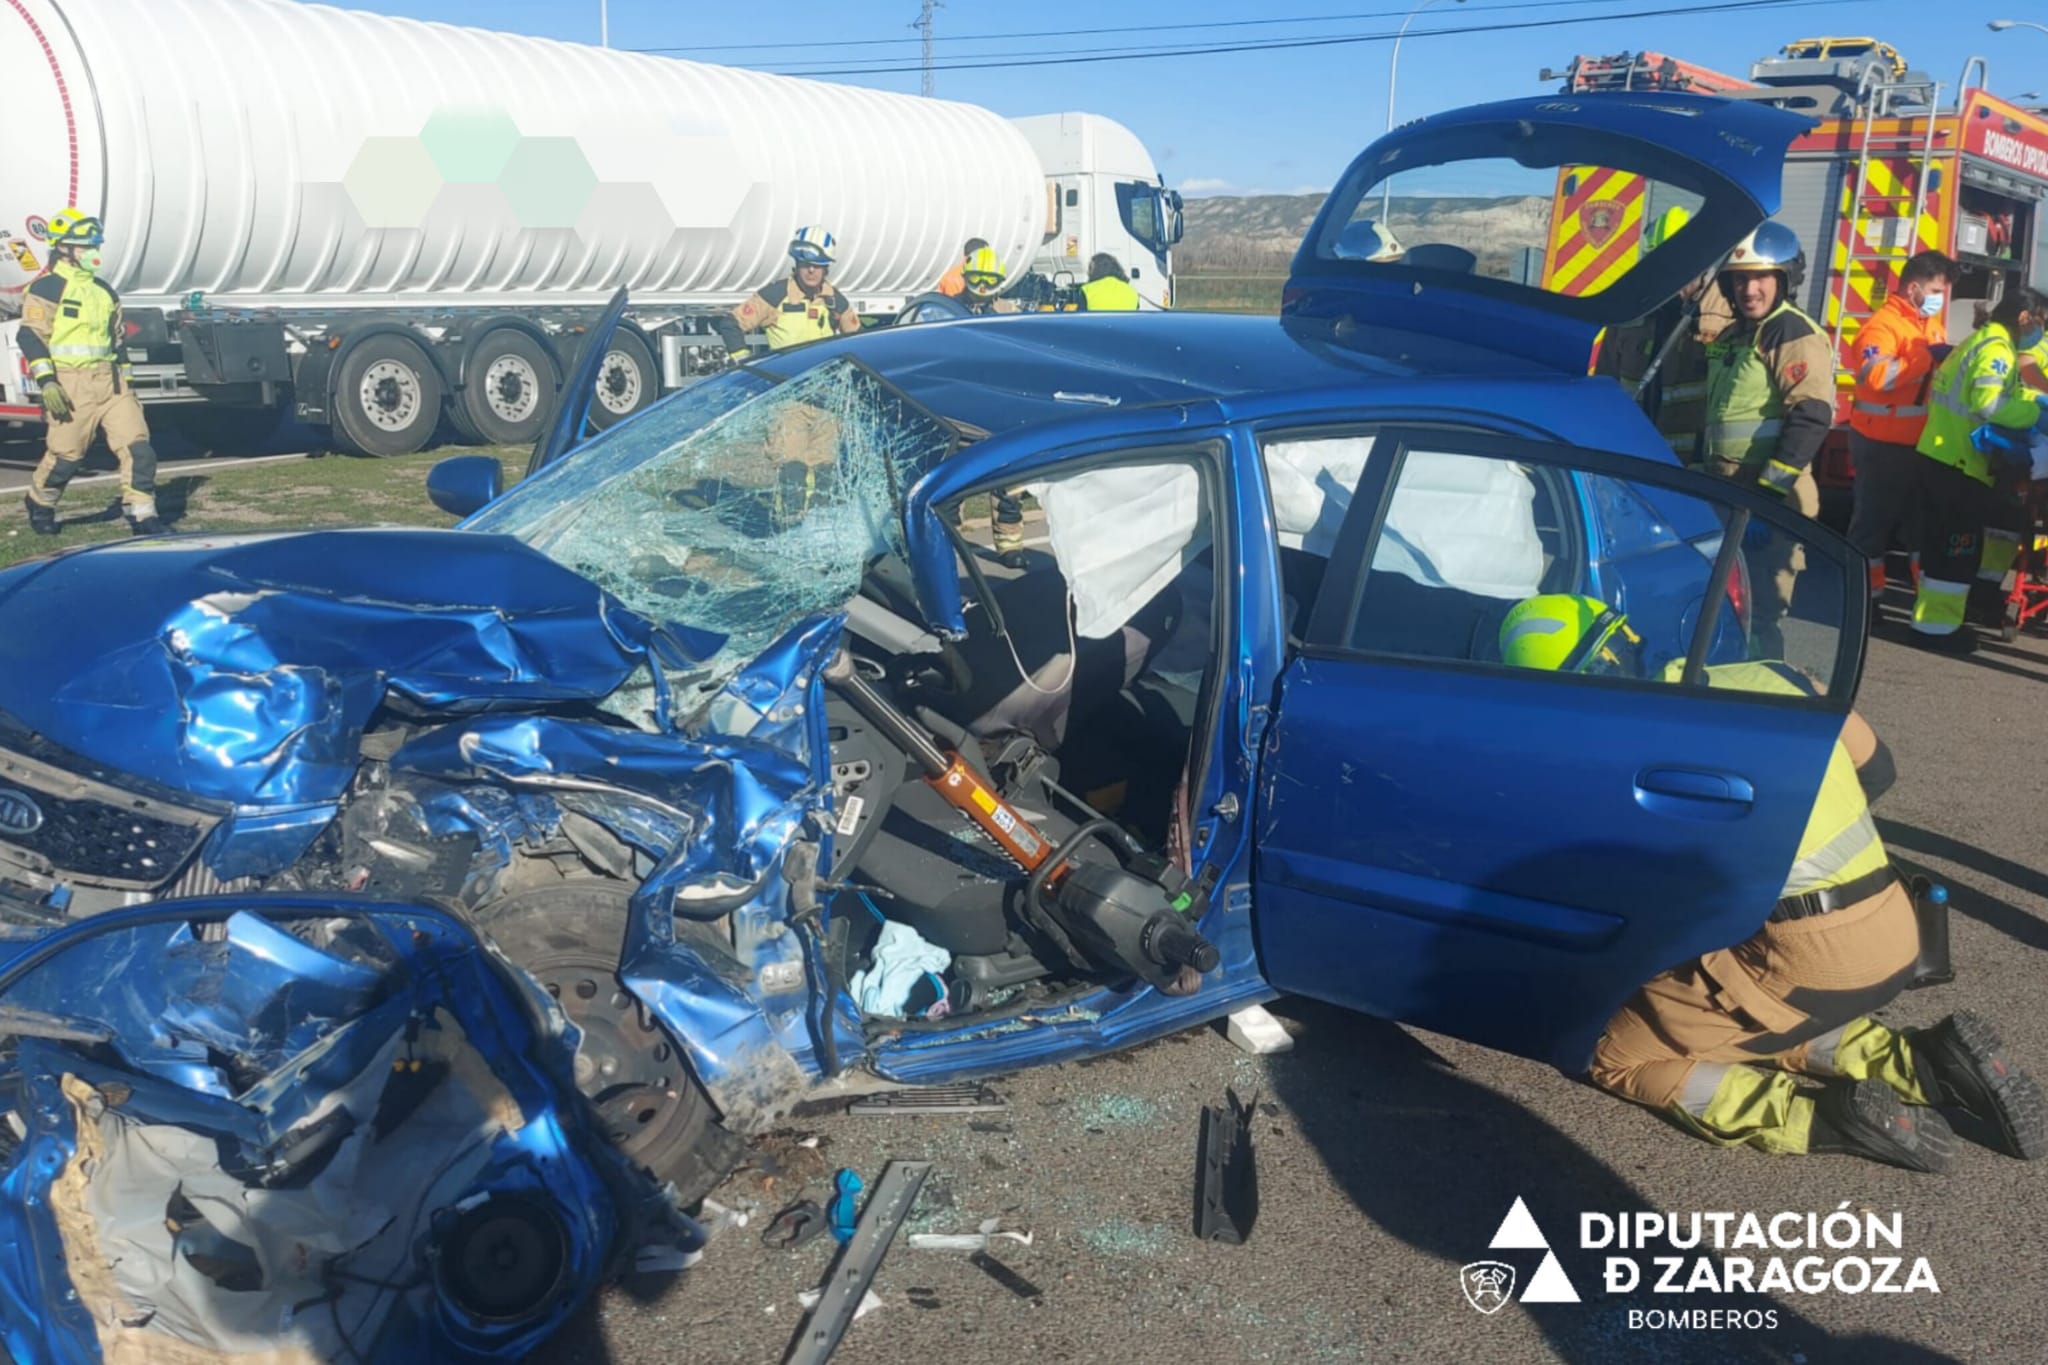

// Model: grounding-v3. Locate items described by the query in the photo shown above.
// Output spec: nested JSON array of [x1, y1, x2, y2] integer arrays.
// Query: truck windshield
[[467, 359, 957, 689], [1116, 182, 1177, 255]]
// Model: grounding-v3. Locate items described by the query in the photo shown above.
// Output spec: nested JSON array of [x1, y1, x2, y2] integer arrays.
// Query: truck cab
[[1011, 113, 1183, 309]]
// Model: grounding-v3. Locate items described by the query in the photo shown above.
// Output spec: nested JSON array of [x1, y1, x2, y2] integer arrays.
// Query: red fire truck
[[1541, 37, 2048, 527]]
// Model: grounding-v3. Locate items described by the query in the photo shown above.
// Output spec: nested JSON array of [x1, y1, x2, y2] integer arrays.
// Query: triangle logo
[[1487, 1196, 1552, 1251], [1520, 1249, 1583, 1304]]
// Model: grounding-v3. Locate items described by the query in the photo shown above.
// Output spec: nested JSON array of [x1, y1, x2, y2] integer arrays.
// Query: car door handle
[[1634, 767, 1755, 820]]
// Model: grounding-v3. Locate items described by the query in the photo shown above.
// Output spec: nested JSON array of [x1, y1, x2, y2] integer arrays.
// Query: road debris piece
[[797, 1287, 885, 1321], [1195, 1088, 1260, 1245], [906, 1217, 1034, 1252], [827, 1168, 864, 1244], [847, 1082, 1007, 1115], [1225, 1003, 1294, 1054], [763, 1199, 830, 1250], [785, 1159, 931, 1365], [970, 1251, 1044, 1300]]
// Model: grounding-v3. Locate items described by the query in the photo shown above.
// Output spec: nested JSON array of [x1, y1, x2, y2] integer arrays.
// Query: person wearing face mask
[[1909, 284, 2046, 650], [1846, 251, 1958, 603], [1698, 223, 1836, 657], [19, 208, 161, 536]]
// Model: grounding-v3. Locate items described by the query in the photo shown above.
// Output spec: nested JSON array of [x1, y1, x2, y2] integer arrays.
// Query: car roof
[[753, 311, 1557, 438]]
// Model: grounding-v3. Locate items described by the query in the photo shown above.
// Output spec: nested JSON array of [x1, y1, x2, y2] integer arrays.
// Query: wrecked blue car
[[0, 898, 689, 1364], [0, 95, 1871, 1358]]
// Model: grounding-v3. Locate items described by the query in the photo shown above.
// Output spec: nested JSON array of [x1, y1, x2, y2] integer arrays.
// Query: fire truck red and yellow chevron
[[1541, 166, 1647, 297]]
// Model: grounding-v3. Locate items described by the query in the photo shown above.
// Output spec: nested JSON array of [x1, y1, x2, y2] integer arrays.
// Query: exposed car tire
[[587, 329, 659, 430], [333, 334, 444, 457], [166, 404, 285, 454], [462, 330, 559, 447], [476, 882, 732, 1201]]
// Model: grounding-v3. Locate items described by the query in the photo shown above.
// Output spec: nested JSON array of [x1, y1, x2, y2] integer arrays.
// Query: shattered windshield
[[469, 359, 957, 690]]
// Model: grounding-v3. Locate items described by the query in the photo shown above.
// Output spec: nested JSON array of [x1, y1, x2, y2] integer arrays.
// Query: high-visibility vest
[[1079, 276, 1140, 311], [1701, 301, 1819, 471], [1917, 321, 2040, 487], [765, 281, 849, 351], [26, 261, 122, 382], [1682, 661, 1887, 898]]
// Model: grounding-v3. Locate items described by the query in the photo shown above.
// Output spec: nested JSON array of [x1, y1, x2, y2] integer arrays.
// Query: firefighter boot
[[1807, 1078, 1958, 1174], [23, 496, 58, 536], [1903, 1012, 2047, 1160], [127, 511, 166, 536]]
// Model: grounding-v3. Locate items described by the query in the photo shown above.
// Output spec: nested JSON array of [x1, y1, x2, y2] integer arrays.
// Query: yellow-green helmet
[[47, 207, 104, 248], [961, 246, 1007, 297], [1499, 594, 1636, 673], [1644, 205, 1690, 252]]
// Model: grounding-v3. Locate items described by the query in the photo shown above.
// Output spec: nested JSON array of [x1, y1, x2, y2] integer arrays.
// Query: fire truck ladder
[[1828, 74, 1944, 361]]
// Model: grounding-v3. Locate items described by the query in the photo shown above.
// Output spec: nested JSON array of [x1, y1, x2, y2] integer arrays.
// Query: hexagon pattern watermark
[[420, 108, 524, 183], [329, 106, 735, 247], [342, 137, 443, 229], [499, 138, 600, 230]]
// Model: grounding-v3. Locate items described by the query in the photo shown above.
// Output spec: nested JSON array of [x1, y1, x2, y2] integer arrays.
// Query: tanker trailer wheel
[[476, 883, 733, 1201], [333, 334, 444, 457], [587, 330, 659, 430], [462, 330, 559, 447]]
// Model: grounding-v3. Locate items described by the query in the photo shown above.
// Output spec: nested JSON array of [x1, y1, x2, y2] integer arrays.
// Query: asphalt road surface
[[527, 606, 2048, 1365]]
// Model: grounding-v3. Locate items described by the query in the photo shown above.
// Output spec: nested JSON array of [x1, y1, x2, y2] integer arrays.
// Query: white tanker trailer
[[0, 0, 1181, 454]]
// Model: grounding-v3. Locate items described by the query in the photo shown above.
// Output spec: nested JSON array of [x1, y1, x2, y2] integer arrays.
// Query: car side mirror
[[428, 455, 503, 519]]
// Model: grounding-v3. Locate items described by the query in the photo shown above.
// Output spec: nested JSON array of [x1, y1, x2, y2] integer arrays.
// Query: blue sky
[[342, 0, 2045, 195]]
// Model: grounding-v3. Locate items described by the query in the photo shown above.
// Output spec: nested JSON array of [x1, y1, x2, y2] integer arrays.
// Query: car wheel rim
[[484, 354, 542, 423], [534, 959, 690, 1162], [359, 359, 423, 432], [596, 352, 642, 415]]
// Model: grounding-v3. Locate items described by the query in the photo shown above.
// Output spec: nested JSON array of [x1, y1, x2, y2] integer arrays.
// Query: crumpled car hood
[[0, 528, 708, 807]]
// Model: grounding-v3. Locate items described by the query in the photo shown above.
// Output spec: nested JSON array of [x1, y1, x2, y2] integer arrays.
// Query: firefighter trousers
[[1704, 457, 1818, 657], [1591, 879, 1920, 1154], [29, 365, 157, 517], [1846, 432, 1925, 596]]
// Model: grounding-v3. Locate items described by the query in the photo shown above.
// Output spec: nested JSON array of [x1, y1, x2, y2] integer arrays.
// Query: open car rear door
[[1251, 427, 1868, 1073]]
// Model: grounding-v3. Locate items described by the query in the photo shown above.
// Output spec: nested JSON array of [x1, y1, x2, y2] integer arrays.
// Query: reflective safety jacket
[[1681, 661, 1887, 898], [717, 275, 861, 355], [1078, 276, 1140, 311], [1849, 292, 1945, 445], [17, 260, 124, 386], [1917, 320, 2041, 487], [1702, 300, 1836, 491]]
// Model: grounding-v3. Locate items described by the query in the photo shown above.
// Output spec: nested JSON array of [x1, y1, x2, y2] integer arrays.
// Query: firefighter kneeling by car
[[19, 208, 162, 537], [1501, 593, 2045, 1173]]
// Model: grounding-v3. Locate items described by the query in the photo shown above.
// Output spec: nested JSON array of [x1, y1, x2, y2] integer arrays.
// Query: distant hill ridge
[[1178, 191, 1551, 274]]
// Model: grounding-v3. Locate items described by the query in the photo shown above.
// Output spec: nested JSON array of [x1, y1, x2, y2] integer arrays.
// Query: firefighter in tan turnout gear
[[1501, 594, 2046, 1173], [19, 208, 163, 536], [714, 225, 862, 359], [1696, 223, 1834, 656]]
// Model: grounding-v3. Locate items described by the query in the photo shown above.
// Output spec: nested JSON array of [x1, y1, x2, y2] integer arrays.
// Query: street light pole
[[1989, 18, 2048, 37], [1383, 0, 1465, 224], [600, 0, 609, 48]]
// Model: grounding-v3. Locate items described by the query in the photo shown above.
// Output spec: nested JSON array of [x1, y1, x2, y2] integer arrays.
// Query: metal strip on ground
[[785, 1159, 931, 1365]]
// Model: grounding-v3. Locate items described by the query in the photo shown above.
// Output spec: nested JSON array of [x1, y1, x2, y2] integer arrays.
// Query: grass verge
[[2, 447, 525, 570]]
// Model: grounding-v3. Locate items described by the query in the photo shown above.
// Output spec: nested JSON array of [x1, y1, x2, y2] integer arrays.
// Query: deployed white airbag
[[1265, 437, 1544, 600], [1026, 464, 1207, 639]]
